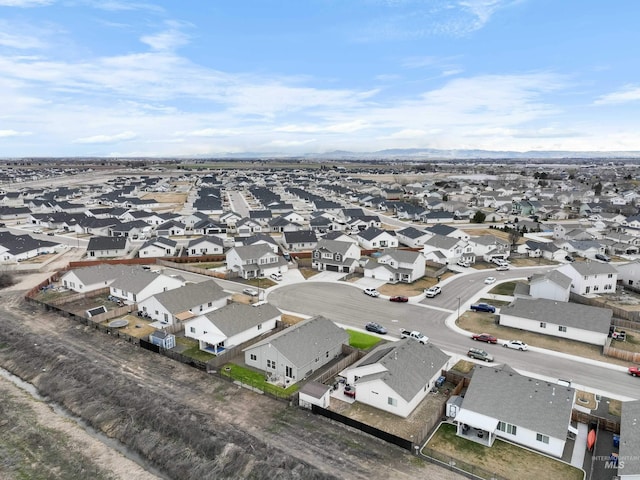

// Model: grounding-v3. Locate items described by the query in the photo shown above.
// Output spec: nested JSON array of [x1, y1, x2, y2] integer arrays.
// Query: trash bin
[[435, 376, 446, 388], [613, 435, 620, 447]]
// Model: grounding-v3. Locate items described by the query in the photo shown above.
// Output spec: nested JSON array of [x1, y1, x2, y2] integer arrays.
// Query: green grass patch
[[185, 262, 225, 269], [424, 423, 583, 480], [451, 359, 475, 374], [488, 281, 523, 296], [175, 336, 216, 362], [346, 329, 383, 350], [609, 399, 622, 417], [221, 363, 299, 397]]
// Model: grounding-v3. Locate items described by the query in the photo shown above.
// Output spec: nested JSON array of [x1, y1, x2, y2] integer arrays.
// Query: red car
[[344, 385, 356, 398], [472, 333, 498, 344], [390, 295, 409, 303], [629, 366, 640, 377]]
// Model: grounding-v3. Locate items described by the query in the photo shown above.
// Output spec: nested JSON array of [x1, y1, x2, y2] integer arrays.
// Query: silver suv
[[467, 348, 494, 362]]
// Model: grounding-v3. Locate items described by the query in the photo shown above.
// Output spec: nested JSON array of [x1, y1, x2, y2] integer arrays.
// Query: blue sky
[[1, 0, 639, 157]]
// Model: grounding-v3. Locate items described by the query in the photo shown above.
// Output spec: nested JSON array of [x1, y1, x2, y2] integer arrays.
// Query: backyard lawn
[[175, 336, 215, 362], [221, 363, 299, 397], [424, 423, 583, 480], [346, 329, 384, 350]]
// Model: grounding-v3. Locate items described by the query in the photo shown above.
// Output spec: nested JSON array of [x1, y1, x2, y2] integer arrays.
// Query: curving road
[[266, 268, 640, 401]]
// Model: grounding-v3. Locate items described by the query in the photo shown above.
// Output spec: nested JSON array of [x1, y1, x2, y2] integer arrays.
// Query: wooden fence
[[312, 345, 365, 385], [571, 410, 620, 434], [88, 304, 137, 324], [603, 338, 640, 363], [157, 259, 227, 279], [570, 292, 640, 322]]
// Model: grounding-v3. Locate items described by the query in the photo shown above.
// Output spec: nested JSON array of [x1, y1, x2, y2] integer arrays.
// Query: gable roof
[[110, 270, 178, 294], [86, 236, 128, 251], [500, 298, 612, 333], [565, 261, 618, 276], [148, 280, 228, 314], [461, 365, 574, 440], [202, 302, 280, 337], [529, 270, 572, 289], [244, 315, 348, 368], [353, 339, 450, 402], [358, 226, 396, 241]]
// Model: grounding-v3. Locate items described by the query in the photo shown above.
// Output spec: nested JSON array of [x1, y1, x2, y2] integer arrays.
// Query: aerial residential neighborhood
[[1, 159, 640, 480]]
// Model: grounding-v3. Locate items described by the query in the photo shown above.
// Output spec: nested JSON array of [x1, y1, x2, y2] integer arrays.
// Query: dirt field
[[0, 288, 464, 480]]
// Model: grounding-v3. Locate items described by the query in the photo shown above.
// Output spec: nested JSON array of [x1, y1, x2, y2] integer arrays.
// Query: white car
[[270, 273, 283, 281], [504, 340, 528, 351], [363, 288, 380, 297], [457, 260, 470, 268], [242, 288, 259, 296], [496, 265, 510, 271], [424, 286, 442, 298], [484, 276, 496, 284]]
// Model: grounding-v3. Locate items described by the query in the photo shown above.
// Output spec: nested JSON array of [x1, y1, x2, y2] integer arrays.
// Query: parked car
[[484, 276, 496, 284], [457, 260, 470, 268], [495, 265, 510, 271], [269, 272, 283, 281], [470, 303, 496, 313], [47, 232, 55, 236], [33, 228, 43, 234], [467, 348, 494, 362], [504, 340, 528, 351], [424, 286, 442, 298], [363, 288, 380, 297], [595, 253, 611, 262], [629, 366, 640, 377], [472, 333, 498, 344], [242, 288, 259, 296], [343, 384, 356, 398], [389, 295, 408, 303], [565, 255, 574, 262], [365, 322, 387, 334]]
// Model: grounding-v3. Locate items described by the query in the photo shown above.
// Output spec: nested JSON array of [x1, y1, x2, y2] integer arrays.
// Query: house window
[[163, 313, 168, 322], [199, 305, 203, 311], [540, 322, 546, 328], [257, 324, 262, 330], [497, 422, 517, 435], [266, 359, 274, 369], [208, 302, 212, 307], [536, 433, 550, 444], [285, 366, 292, 377], [608, 273, 613, 278], [387, 397, 397, 407], [326, 351, 329, 358], [190, 327, 195, 333], [558, 326, 567, 332], [250, 354, 257, 361], [593, 285, 599, 291], [585, 286, 590, 294]]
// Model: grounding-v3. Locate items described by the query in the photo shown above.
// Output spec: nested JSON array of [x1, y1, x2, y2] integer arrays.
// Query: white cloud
[[0, 129, 31, 137], [275, 120, 370, 134], [73, 131, 137, 144], [141, 22, 191, 51], [0, 0, 53, 6], [594, 85, 640, 105], [0, 20, 49, 49]]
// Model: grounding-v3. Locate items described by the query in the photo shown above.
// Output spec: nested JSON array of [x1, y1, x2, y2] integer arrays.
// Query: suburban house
[[468, 235, 510, 262], [243, 315, 349, 387], [614, 259, 640, 289], [186, 235, 225, 256], [137, 280, 230, 327], [363, 249, 426, 283], [355, 227, 398, 250], [138, 237, 179, 258], [455, 365, 576, 458], [527, 270, 573, 302], [341, 339, 451, 418], [556, 262, 618, 295], [155, 220, 187, 237], [298, 381, 332, 410], [425, 224, 470, 241], [516, 240, 568, 262], [618, 400, 640, 480], [184, 302, 280, 355], [86, 236, 129, 258], [282, 230, 318, 252], [109, 270, 184, 303], [499, 298, 612, 346], [60, 264, 131, 293], [422, 234, 473, 265], [311, 238, 361, 273], [395, 226, 433, 248], [226, 243, 286, 279]]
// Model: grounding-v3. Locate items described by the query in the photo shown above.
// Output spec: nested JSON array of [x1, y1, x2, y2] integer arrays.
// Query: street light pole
[[457, 297, 461, 321]]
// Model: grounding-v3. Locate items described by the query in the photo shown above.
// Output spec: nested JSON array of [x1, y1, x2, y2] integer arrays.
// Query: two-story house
[[355, 227, 398, 250], [311, 238, 361, 273], [226, 243, 286, 279], [556, 262, 618, 295], [363, 249, 425, 283]]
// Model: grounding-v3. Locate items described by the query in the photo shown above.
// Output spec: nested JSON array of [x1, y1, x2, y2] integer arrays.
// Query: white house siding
[[494, 423, 565, 458], [556, 267, 617, 295], [62, 273, 111, 293], [529, 281, 570, 302], [244, 343, 299, 382], [500, 314, 607, 346], [616, 262, 640, 287], [364, 264, 393, 281], [139, 245, 167, 258], [227, 319, 277, 347]]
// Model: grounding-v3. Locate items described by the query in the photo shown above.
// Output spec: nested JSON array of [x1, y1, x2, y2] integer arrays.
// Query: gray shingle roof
[[64, 264, 131, 284], [530, 270, 572, 289], [148, 280, 227, 314], [499, 298, 611, 333], [619, 400, 640, 475], [110, 270, 176, 294], [461, 365, 575, 440], [354, 339, 450, 402], [244, 315, 349, 368], [203, 302, 281, 337], [87, 236, 127, 250], [380, 248, 422, 263], [424, 234, 459, 249], [569, 261, 618, 276]]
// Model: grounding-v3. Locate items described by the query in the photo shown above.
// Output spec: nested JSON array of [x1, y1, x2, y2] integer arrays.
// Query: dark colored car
[[595, 253, 610, 262], [344, 385, 356, 398], [472, 333, 498, 344], [470, 303, 496, 313], [365, 322, 387, 334], [389, 295, 409, 303]]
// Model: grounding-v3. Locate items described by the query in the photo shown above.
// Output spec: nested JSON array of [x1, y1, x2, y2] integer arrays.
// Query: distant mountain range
[[202, 148, 640, 161]]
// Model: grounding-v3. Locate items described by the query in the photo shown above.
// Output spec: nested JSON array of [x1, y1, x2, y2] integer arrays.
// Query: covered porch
[[455, 409, 498, 447], [197, 332, 227, 355]]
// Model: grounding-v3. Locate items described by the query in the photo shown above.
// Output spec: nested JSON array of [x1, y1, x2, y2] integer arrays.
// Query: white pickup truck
[[399, 329, 429, 344]]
